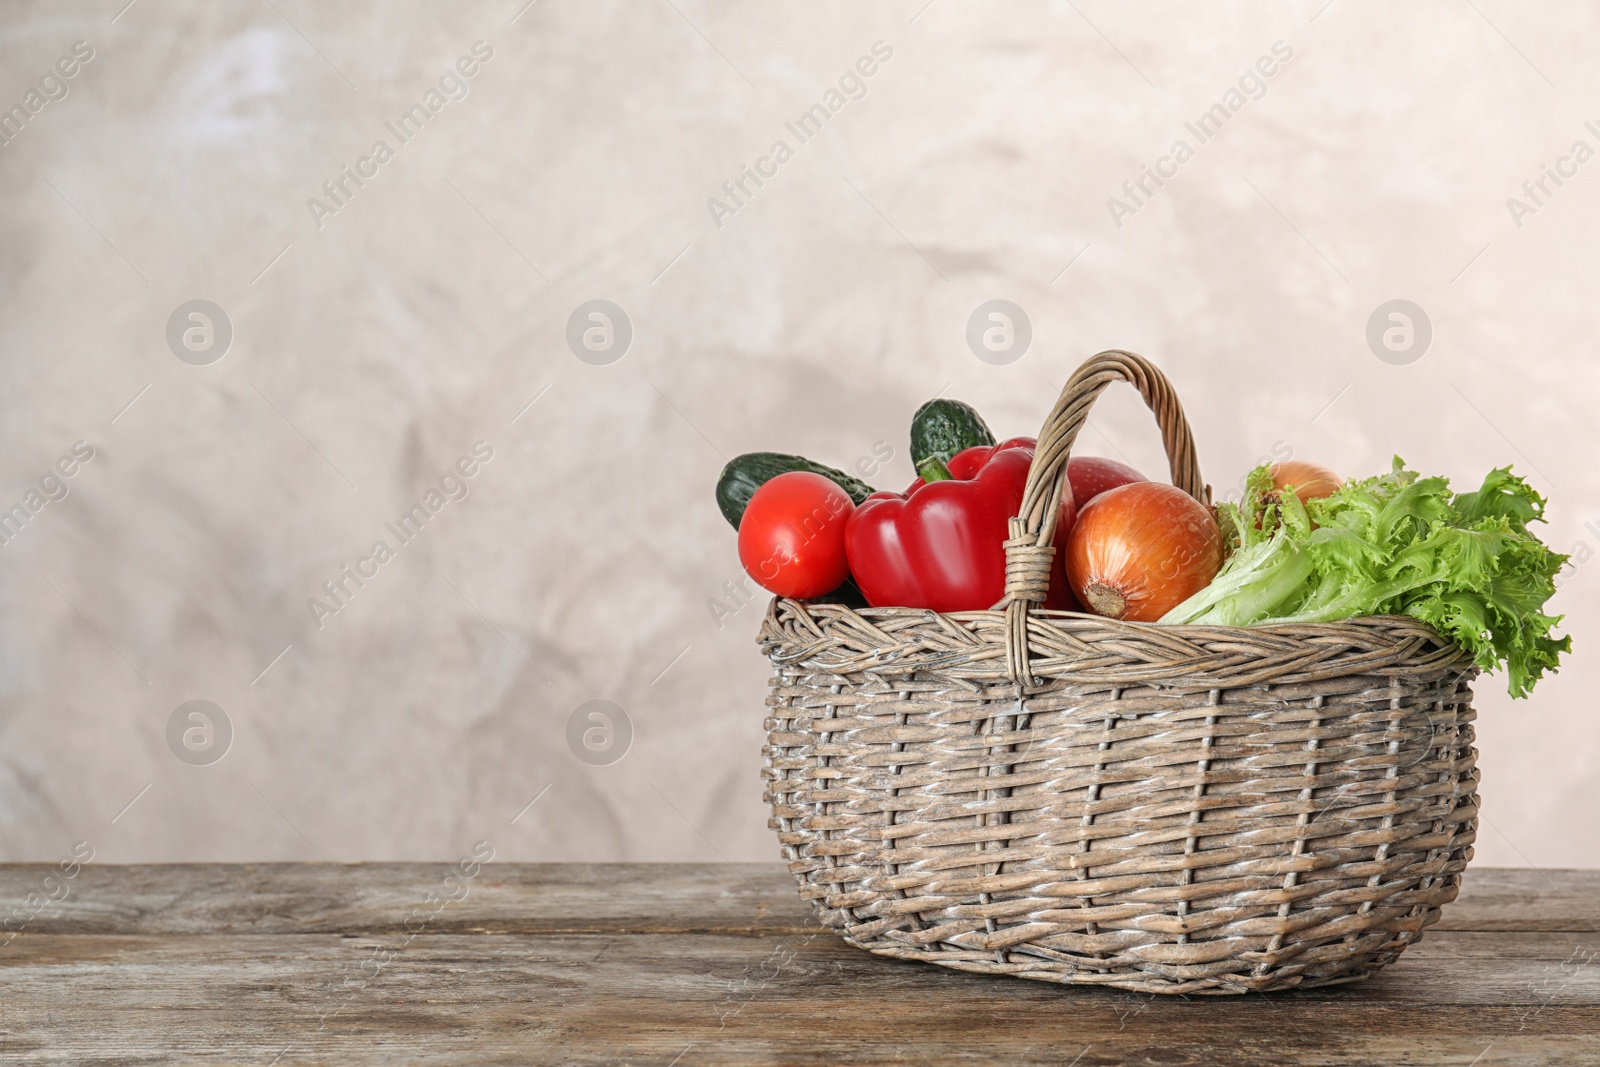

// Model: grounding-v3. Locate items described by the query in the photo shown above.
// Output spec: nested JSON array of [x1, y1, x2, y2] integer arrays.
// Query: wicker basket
[[759, 350, 1479, 995]]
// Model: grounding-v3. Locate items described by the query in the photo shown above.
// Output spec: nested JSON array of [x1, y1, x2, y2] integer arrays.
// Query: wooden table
[[2, 863, 1597, 1064]]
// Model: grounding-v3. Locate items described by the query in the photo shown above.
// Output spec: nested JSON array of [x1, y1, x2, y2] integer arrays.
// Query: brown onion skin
[[1066, 482, 1223, 622], [1268, 460, 1343, 504]]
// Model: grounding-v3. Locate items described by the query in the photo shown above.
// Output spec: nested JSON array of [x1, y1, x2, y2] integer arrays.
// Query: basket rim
[[758, 595, 1477, 691], [771, 594, 1453, 633]]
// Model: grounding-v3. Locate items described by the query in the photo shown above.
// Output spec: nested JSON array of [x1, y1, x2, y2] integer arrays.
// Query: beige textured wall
[[1, 1, 1596, 869]]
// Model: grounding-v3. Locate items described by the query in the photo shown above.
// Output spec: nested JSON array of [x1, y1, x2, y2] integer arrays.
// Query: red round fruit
[[738, 471, 855, 599], [1066, 481, 1222, 622], [1067, 455, 1147, 507]]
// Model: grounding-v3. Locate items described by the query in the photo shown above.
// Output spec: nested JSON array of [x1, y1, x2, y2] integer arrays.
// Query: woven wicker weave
[[759, 351, 1479, 995]]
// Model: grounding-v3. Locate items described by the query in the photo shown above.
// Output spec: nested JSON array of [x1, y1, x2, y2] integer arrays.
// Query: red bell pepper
[[845, 437, 1078, 612]]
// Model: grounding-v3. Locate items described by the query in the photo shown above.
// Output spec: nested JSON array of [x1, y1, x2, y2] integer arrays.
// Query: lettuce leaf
[[1161, 457, 1570, 697]]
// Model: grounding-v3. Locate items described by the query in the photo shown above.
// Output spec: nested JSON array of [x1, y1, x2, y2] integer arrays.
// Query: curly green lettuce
[[1161, 457, 1570, 697]]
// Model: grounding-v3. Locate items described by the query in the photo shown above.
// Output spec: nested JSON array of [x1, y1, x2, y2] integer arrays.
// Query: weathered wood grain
[[0, 862, 811, 937], [4, 863, 1596, 935], [1, 864, 1596, 1065], [1430, 867, 1600, 932]]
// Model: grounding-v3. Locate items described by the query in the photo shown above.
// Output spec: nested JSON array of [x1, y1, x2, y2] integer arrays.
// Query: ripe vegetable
[[716, 452, 876, 530], [1268, 460, 1342, 504], [1162, 459, 1570, 697], [1068, 456, 1147, 507], [1066, 482, 1223, 622], [901, 435, 1036, 495], [909, 398, 996, 473], [738, 472, 854, 599], [847, 440, 1077, 613]]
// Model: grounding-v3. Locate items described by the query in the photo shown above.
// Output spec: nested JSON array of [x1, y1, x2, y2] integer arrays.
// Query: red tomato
[[1068, 456, 1147, 507], [1066, 482, 1222, 622], [738, 472, 854, 599]]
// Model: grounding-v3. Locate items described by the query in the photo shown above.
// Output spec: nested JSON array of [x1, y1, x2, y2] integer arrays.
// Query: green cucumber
[[910, 398, 996, 470], [715, 452, 877, 530]]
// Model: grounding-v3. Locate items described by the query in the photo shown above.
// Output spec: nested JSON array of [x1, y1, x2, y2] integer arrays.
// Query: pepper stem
[[916, 456, 955, 482]]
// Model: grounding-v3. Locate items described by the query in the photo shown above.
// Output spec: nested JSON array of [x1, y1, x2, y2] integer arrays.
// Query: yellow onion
[[1067, 482, 1224, 622], [1269, 460, 1343, 504]]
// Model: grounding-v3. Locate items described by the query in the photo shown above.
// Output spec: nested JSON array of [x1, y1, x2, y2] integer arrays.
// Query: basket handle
[[1000, 350, 1208, 686]]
